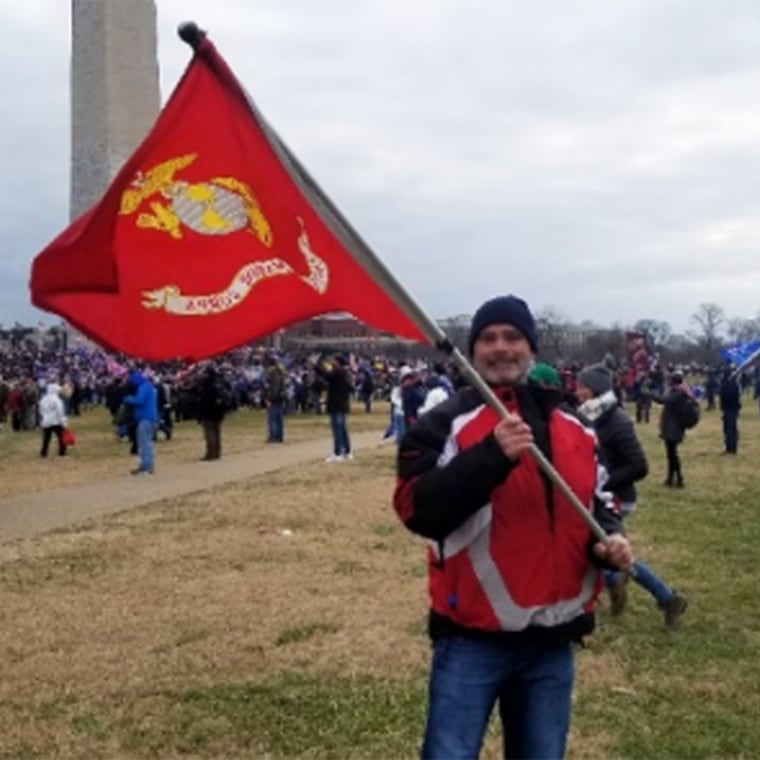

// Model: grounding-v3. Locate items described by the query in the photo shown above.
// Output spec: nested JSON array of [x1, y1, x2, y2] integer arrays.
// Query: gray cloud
[[3, 0, 760, 335]]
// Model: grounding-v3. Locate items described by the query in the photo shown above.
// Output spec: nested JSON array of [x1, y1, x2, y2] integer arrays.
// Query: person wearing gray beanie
[[576, 364, 688, 631], [577, 364, 613, 397]]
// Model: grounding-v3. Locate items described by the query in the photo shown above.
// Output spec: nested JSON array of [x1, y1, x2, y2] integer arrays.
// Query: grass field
[[0, 398, 759, 758]]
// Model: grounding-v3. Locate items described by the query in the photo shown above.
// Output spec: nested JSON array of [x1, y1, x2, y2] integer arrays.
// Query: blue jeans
[[722, 409, 739, 453], [605, 560, 673, 608], [267, 404, 284, 442], [329, 412, 350, 456], [136, 420, 156, 472], [394, 411, 406, 444], [422, 635, 574, 760]]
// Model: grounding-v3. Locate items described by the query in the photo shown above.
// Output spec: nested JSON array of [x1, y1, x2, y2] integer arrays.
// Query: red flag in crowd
[[625, 331, 652, 376], [30, 27, 426, 360]]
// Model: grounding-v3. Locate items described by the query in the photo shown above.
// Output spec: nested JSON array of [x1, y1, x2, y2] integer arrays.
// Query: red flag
[[625, 331, 652, 376], [30, 29, 426, 360]]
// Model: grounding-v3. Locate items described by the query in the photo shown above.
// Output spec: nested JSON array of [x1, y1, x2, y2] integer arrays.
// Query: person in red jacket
[[393, 295, 632, 760]]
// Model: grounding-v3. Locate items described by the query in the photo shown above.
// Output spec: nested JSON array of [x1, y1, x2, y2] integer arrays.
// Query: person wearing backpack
[[719, 366, 741, 454], [653, 373, 693, 488]]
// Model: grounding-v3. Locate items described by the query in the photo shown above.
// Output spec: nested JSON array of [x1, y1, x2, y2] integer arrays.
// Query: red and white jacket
[[394, 382, 622, 642]]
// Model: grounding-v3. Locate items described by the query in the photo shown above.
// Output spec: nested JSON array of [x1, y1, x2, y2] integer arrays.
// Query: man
[[393, 295, 632, 760], [263, 355, 286, 443], [633, 371, 653, 424], [123, 370, 159, 474], [197, 364, 226, 461], [400, 366, 426, 428], [576, 364, 687, 628], [357, 364, 375, 413], [719, 366, 741, 454], [316, 354, 354, 462]]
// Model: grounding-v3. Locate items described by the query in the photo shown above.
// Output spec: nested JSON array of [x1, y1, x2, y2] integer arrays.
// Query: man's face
[[472, 323, 533, 386], [576, 383, 594, 403]]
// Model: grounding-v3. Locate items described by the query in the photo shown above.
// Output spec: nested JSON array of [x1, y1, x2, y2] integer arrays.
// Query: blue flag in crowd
[[720, 339, 760, 366]]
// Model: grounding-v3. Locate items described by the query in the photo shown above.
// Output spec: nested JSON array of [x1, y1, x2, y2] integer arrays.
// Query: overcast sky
[[4, 0, 760, 333]]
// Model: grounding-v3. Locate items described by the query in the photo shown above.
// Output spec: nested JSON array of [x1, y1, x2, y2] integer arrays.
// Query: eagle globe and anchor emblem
[[119, 153, 329, 315]]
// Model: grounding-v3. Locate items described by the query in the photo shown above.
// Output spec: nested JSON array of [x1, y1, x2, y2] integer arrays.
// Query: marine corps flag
[[30, 24, 426, 360]]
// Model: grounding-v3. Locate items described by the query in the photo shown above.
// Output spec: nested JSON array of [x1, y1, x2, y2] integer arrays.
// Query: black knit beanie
[[468, 295, 538, 355], [578, 364, 613, 396]]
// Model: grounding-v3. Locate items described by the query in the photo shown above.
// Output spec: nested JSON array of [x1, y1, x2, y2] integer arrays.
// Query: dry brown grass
[[0, 444, 433, 757], [0, 429, 634, 758], [5, 401, 755, 757]]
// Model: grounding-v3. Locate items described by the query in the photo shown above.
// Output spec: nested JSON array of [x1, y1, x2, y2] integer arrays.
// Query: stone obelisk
[[70, 0, 160, 220]]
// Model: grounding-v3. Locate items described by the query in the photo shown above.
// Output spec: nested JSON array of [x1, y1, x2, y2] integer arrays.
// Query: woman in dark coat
[[578, 364, 688, 629], [656, 373, 690, 488]]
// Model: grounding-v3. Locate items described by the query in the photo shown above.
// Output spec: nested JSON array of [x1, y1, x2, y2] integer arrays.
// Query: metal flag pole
[[177, 22, 609, 543]]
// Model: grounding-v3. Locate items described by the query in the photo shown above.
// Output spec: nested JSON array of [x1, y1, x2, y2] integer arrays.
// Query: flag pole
[[178, 22, 609, 543]]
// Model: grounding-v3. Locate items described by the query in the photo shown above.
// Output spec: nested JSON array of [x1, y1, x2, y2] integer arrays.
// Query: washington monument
[[70, 0, 161, 220]]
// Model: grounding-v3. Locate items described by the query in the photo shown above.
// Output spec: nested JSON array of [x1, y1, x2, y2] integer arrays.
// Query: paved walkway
[[0, 431, 387, 544]]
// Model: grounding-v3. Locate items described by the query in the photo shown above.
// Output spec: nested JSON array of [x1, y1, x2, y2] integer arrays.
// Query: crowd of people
[[0, 336, 755, 470], [0, 341, 465, 469]]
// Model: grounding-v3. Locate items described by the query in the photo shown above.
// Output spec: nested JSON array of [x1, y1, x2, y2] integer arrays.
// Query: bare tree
[[535, 307, 569, 362], [688, 303, 725, 352], [583, 325, 626, 366], [436, 314, 472, 353], [726, 317, 759, 344], [633, 319, 672, 350]]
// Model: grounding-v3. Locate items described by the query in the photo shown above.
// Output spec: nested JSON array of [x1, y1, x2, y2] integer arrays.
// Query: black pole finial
[[178, 21, 206, 50]]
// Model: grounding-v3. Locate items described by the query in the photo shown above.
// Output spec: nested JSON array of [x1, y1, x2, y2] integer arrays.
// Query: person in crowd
[[357, 365, 375, 413], [155, 374, 174, 441], [633, 371, 653, 424], [705, 367, 719, 411], [393, 295, 632, 760], [576, 364, 688, 629], [400, 366, 426, 428], [652, 373, 691, 487], [432, 362, 455, 395], [316, 354, 354, 462], [20, 378, 38, 430], [719, 366, 741, 454], [197, 364, 226, 460], [0, 377, 8, 430], [263, 355, 286, 443], [123, 370, 159, 475], [417, 373, 451, 417], [650, 365, 665, 397], [104, 376, 125, 423], [38, 383, 68, 458], [384, 369, 408, 444], [6, 382, 23, 431], [309, 370, 327, 415]]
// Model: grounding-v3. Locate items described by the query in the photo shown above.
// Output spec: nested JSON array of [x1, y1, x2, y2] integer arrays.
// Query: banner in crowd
[[720, 339, 760, 368], [30, 28, 426, 360], [625, 331, 652, 376]]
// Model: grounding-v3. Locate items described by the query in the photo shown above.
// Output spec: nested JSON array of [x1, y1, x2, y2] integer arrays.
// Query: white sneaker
[[343, 452, 354, 461], [325, 454, 342, 462]]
